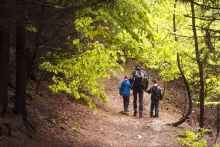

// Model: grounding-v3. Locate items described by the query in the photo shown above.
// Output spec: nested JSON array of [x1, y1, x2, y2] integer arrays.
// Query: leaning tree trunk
[[191, 0, 205, 129], [0, 1, 11, 117], [13, 0, 27, 120], [168, 0, 192, 126], [168, 54, 192, 126]]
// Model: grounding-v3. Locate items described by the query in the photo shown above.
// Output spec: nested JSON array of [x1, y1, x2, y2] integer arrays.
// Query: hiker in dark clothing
[[119, 75, 133, 113], [129, 64, 149, 118], [145, 79, 163, 117]]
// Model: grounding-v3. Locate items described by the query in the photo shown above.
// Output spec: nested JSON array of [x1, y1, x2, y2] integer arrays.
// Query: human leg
[[138, 89, 144, 118], [123, 96, 126, 111], [127, 96, 130, 112], [154, 100, 159, 117], [133, 89, 138, 116], [150, 100, 155, 117], [139, 89, 143, 112], [124, 96, 129, 112]]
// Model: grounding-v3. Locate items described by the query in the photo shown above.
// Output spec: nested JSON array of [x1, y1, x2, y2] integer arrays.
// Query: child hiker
[[145, 79, 163, 117], [119, 75, 133, 114]]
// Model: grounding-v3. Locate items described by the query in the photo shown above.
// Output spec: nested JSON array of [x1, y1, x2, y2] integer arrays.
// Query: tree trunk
[[0, 1, 11, 117], [191, 0, 205, 129], [173, 0, 177, 42], [13, 0, 27, 120], [183, 86, 187, 116], [168, 0, 192, 126], [169, 54, 192, 126], [216, 102, 219, 142]]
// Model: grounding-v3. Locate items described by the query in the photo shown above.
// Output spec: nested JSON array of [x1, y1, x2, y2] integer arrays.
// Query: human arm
[[128, 81, 133, 90], [119, 82, 122, 95], [142, 70, 149, 89], [145, 87, 151, 94]]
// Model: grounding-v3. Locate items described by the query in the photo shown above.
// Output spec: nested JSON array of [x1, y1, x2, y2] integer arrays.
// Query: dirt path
[[0, 69, 184, 147], [70, 72, 182, 147]]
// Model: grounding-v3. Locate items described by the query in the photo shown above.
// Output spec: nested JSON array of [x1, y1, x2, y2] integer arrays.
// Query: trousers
[[123, 96, 129, 110], [133, 88, 143, 112], [150, 100, 159, 115]]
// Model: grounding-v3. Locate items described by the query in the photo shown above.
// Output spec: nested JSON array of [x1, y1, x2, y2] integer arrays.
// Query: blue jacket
[[119, 80, 133, 97]]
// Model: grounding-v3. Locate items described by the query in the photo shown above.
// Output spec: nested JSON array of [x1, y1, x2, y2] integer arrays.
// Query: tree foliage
[[38, 0, 220, 114], [39, 0, 154, 111]]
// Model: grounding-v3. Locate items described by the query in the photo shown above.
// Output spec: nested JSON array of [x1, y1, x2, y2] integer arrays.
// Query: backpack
[[134, 70, 144, 86]]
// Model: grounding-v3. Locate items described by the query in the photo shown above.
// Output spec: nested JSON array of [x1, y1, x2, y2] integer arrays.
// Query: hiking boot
[[153, 114, 158, 117], [122, 111, 129, 116], [139, 111, 143, 118], [134, 110, 137, 116], [150, 114, 153, 117], [124, 108, 129, 112]]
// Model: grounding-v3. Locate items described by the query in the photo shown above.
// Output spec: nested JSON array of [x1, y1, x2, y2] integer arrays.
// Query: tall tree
[[13, 0, 27, 120], [0, 1, 10, 117], [169, 0, 192, 126], [190, 0, 205, 129]]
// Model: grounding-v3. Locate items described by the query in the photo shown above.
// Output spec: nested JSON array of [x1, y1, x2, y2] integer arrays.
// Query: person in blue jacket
[[119, 75, 133, 113]]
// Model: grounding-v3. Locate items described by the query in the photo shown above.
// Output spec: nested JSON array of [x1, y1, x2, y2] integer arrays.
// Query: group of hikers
[[119, 64, 163, 118]]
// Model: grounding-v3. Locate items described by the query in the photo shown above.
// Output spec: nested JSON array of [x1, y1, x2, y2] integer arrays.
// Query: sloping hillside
[[0, 63, 188, 147]]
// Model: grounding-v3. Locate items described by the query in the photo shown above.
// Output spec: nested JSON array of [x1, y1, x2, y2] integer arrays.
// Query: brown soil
[[0, 65, 186, 147]]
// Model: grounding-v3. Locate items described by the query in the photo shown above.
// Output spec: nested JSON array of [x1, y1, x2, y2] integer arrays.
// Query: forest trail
[[0, 66, 186, 147], [71, 70, 183, 147]]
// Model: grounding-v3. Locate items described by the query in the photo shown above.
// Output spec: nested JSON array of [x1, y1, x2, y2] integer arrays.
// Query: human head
[[153, 79, 158, 84], [124, 75, 129, 80], [135, 64, 141, 69]]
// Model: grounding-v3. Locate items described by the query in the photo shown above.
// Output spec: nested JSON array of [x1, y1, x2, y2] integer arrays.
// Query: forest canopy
[[38, 0, 220, 111]]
